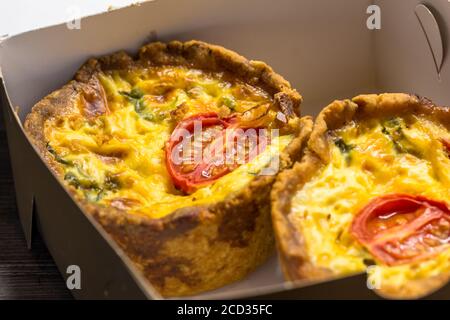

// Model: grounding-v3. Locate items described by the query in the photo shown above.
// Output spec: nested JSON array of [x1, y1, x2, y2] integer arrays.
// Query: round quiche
[[272, 93, 450, 299], [24, 40, 313, 297]]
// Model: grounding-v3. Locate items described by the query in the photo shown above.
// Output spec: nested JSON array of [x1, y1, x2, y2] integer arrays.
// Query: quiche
[[272, 93, 450, 299], [24, 40, 313, 297]]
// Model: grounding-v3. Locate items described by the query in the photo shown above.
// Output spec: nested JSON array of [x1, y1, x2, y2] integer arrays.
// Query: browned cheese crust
[[24, 40, 313, 297], [271, 93, 450, 299]]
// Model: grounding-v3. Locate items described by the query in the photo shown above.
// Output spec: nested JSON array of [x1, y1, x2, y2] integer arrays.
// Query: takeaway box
[[1, 0, 450, 299]]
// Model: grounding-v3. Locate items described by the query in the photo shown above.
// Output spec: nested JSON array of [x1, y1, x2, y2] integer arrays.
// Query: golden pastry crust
[[24, 40, 313, 297], [272, 93, 450, 299]]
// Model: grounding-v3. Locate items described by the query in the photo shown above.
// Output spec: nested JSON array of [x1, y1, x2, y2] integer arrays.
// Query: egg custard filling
[[291, 115, 450, 287], [44, 66, 293, 218]]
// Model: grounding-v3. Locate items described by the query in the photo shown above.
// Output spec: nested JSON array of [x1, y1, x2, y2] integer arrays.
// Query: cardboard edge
[[0, 77, 35, 246], [0, 1, 150, 50]]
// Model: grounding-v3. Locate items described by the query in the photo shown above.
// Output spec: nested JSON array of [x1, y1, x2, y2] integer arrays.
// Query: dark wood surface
[[0, 130, 72, 300]]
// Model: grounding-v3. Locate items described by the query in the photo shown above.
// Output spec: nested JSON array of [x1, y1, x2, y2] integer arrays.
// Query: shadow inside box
[[0, 130, 72, 300]]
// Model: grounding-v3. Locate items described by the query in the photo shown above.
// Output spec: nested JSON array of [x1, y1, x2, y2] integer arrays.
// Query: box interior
[[0, 0, 449, 299]]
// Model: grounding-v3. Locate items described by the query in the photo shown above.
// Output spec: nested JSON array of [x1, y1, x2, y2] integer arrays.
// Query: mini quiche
[[24, 40, 313, 297], [272, 93, 450, 299]]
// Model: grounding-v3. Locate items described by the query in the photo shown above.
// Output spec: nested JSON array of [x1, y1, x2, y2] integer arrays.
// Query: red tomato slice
[[166, 112, 268, 193], [442, 138, 450, 155], [351, 194, 450, 266]]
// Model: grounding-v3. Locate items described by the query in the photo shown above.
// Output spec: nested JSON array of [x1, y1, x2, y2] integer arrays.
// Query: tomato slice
[[351, 194, 450, 266], [442, 138, 450, 155], [166, 112, 268, 193]]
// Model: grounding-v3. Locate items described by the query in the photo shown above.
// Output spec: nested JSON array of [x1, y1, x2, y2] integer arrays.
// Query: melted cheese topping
[[44, 66, 293, 218], [291, 115, 450, 287]]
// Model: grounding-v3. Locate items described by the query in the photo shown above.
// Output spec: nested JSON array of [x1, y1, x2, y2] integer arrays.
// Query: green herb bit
[[381, 118, 420, 157], [221, 95, 236, 110], [104, 174, 121, 191], [119, 88, 146, 114], [334, 138, 354, 154], [141, 110, 166, 122], [64, 172, 81, 188], [64, 172, 99, 190], [334, 137, 354, 165], [134, 98, 146, 113], [119, 88, 144, 100], [82, 189, 104, 203], [120, 88, 166, 122], [95, 190, 106, 202], [46, 143, 72, 165]]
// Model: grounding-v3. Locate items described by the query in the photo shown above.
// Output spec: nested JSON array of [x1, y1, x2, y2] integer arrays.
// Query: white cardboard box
[[0, 0, 449, 299]]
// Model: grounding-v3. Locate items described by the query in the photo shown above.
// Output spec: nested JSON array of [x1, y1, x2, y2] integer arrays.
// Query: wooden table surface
[[0, 129, 72, 300]]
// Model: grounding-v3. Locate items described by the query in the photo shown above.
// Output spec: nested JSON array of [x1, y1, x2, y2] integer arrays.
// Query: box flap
[[375, 0, 450, 105]]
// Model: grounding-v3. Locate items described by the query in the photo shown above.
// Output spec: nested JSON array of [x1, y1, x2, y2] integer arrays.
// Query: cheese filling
[[291, 115, 450, 287], [44, 66, 293, 218]]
